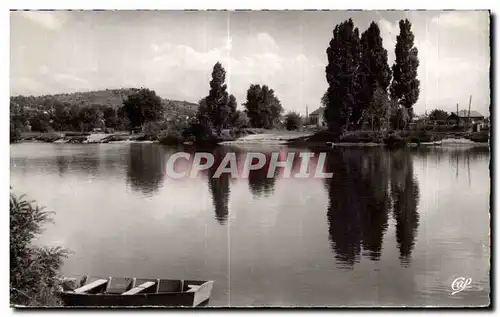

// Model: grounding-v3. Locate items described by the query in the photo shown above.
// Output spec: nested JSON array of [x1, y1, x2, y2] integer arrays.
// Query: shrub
[[467, 131, 489, 143], [10, 190, 68, 306], [284, 112, 302, 131], [158, 129, 184, 145], [64, 132, 90, 137], [384, 133, 407, 149], [338, 131, 386, 143], [142, 122, 162, 141]]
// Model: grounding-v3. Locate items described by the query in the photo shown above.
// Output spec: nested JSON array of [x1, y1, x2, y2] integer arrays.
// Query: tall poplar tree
[[390, 19, 420, 125], [359, 22, 392, 130], [325, 19, 361, 134], [206, 62, 230, 133]]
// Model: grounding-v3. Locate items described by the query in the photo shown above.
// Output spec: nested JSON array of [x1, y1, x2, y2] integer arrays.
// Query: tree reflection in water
[[389, 150, 420, 266], [324, 148, 420, 268], [126, 144, 166, 196]]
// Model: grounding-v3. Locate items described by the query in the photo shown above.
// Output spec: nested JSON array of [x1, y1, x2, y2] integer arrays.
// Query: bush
[[142, 122, 162, 141], [284, 112, 302, 131], [338, 131, 386, 143], [158, 129, 184, 145], [467, 131, 489, 143], [408, 130, 434, 143], [10, 190, 68, 306], [233, 111, 250, 129], [384, 133, 407, 149]]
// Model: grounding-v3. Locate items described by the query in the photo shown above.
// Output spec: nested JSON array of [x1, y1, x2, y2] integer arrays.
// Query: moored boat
[[60, 275, 214, 307]]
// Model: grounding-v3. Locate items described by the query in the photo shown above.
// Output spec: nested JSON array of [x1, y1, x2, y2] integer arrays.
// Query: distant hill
[[10, 88, 200, 118]]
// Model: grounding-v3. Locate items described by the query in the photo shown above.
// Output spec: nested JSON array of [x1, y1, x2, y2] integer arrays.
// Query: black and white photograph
[[9, 8, 491, 308]]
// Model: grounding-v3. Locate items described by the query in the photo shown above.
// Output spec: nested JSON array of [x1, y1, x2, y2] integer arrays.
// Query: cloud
[[256, 32, 278, 52], [18, 11, 68, 30], [431, 11, 489, 31], [54, 73, 89, 86], [378, 18, 399, 64], [375, 14, 489, 114]]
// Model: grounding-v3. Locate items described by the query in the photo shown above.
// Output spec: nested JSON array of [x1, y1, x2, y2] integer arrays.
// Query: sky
[[10, 10, 490, 116]]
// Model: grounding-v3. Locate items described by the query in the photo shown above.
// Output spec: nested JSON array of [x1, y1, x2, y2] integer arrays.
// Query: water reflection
[[206, 148, 232, 225], [9, 143, 491, 306], [126, 144, 166, 196], [248, 152, 277, 199], [56, 155, 69, 176], [324, 148, 420, 267], [389, 150, 420, 266], [324, 149, 387, 266]]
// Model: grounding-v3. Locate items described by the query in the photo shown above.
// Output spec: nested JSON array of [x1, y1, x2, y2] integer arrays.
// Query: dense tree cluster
[[324, 18, 419, 135], [428, 109, 449, 121], [243, 84, 284, 129], [193, 62, 284, 141], [122, 88, 164, 129], [9, 89, 199, 142], [284, 111, 302, 131]]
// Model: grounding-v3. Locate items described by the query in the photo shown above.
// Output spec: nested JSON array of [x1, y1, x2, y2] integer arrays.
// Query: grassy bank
[[15, 129, 489, 148], [288, 130, 490, 148]]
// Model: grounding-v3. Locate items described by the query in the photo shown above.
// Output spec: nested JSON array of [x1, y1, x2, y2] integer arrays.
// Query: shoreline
[[13, 130, 490, 149], [13, 136, 489, 149]]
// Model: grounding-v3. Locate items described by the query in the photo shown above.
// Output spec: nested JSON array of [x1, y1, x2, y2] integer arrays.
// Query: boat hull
[[60, 277, 214, 307]]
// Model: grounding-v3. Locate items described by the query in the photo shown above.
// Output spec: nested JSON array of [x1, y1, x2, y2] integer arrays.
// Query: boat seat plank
[[186, 285, 201, 293], [122, 281, 156, 295], [74, 279, 108, 294]]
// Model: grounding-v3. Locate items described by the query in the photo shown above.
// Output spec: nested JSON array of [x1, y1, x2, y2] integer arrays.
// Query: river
[[10, 142, 491, 307]]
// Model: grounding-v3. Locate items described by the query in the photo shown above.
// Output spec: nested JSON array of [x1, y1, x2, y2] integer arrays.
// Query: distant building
[[309, 107, 326, 127], [448, 110, 486, 131], [448, 110, 485, 125]]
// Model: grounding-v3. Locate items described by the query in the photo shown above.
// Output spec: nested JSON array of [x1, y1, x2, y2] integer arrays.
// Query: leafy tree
[[359, 22, 392, 130], [285, 111, 302, 131], [390, 19, 420, 124], [428, 109, 449, 121], [390, 100, 410, 130], [101, 106, 119, 129], [69, 104, 83, 132], [51, 102, 72, 131], [189, 97, 215, 143], [122, 88, 164, 130], [29, 112, 51, 132], [227, 94, 238, 128], [366, 85, 391, 131], [321, 91, 328, 107], [205, 62, 230, 133], [10, 102, 27, 142], [243, 84, 283, 129], [325, 18, 361, 134], [233, 110, 250, 129], [10, 190, 68, 306], [78, 106, 103, 132]]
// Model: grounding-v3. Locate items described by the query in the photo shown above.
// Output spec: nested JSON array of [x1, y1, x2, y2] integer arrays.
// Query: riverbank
[[16, 131, 160, 144], [285, 130, 490, 149], [15, 129, 489, 149]]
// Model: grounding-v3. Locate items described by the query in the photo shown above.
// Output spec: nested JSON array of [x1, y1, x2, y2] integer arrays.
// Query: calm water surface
[[10, 143, 490, 307]]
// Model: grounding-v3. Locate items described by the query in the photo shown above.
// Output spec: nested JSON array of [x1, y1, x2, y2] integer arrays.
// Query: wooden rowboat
[[60, 275, 215, 307]]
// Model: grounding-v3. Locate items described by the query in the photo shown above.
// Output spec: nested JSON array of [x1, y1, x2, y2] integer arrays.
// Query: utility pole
[[467, 95, 472, 129], [456, 103, 459, 127]]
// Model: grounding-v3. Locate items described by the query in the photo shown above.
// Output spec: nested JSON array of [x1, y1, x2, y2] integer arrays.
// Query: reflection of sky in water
[[10, 143, 490, 307]]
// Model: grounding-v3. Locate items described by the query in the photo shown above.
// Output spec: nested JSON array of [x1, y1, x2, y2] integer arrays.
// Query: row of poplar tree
[[196, 62, 284, 135], [324, 18, 420, 134], [198, 18, 420, 136]]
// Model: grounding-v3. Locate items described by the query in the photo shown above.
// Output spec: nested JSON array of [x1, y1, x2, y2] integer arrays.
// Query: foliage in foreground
[[10, 190, 68, 307]]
